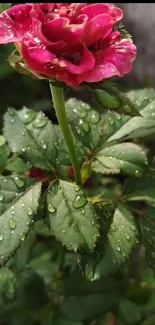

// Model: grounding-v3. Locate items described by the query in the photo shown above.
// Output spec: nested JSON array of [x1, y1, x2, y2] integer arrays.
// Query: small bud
[[94, 89, 121, 111]]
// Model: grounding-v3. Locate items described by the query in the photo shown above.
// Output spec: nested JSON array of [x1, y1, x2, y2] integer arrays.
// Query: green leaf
[[60, 293, 119, 322], [3, 107, 57, 171], [142, 316, 155, 325], [0, 308, 37, 325], [139, 206, 155, 274], [0, 136, 10, 171], [0, 3, 11, 12], [66, 98, 103, 150], [0, 176, 35, 215], [52, 317, 82, 325], [104, 88, 155, 143], [14, 230, 37, 271], [6, 155, 29, 173], [17, 269, 48, 309], [0, 180, 41, 266], [118, 299, 142, 325], [85, 204, 137, 280], [124, 169, 155, 204], [47, 180, 100, 252], [61, 270, 120, 297], [28, 249, 58, 286], [92, 143, 147, 177], [0, 267, 16, 304], [3, 107, 84, 177]]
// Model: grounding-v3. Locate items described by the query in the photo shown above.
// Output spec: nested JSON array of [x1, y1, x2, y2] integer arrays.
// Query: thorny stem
[[49, 83, 82, 186]]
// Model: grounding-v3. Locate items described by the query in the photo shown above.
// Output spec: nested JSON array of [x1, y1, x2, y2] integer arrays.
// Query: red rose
[[0, 3, 136, 86]]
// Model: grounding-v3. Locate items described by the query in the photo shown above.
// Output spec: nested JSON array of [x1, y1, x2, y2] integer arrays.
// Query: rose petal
[[56, 70, 79, 87], [0, 4, 32, 44], [59, 46, 95, 74], [22, 37, 55, 76], [43, 17, 86, 44], [82, 3, 113, 20], [79, 38, 136, 83], [103, 39, 137, 75], [84, 14, 114, 47], [78, 62, 120, 83]]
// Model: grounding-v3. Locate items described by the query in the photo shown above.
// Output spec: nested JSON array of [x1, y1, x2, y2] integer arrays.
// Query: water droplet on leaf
[[130, 224, 136, 231], [27, 207, 33, 216], [48, 204, 56, 213], [33, 115, 47, 128], [0, 234, 4, 241], [62, 229, 66, 234], [8, 108, 14, 116], [0, 194, 3, 202], [41, 141, 47, 149], [73, 195, 87, 208], [108, 117, 114, 125], [74, 184, 81, 192], [124, 105, 132, 113], [14, 176, 25, 188], [20, 232, 26, 241], [67, 216, 73, 227], [79, 119, 90, 133], [8, 219, 16, 229], [23, 109, 36, 124], [125, 233, 130, 240], [116, 245, 121, 252], [91, 111, 100, 124], [135, 170, 142, 178]]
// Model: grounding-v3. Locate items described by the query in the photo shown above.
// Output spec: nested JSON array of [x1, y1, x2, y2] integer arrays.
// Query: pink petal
[[78, 62, 120, 83], [84, 14, 114, 47], [55, 70, 79, 87], [59, 46, 95, 74], [0, 4, 33, 44], [103, 39, 137, 75], [79, 38, 137, 83], [43, 17, 85, 44], [22, 37, 55, 76], [31, 18, 66, 50], [81, 4, 113, 19]]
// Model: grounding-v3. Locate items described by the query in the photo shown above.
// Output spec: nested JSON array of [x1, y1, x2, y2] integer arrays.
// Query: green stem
[[49, 83, 82, 186]]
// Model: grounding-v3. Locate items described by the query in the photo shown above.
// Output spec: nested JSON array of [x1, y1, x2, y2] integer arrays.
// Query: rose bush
[[0, 3, 136, 86]]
